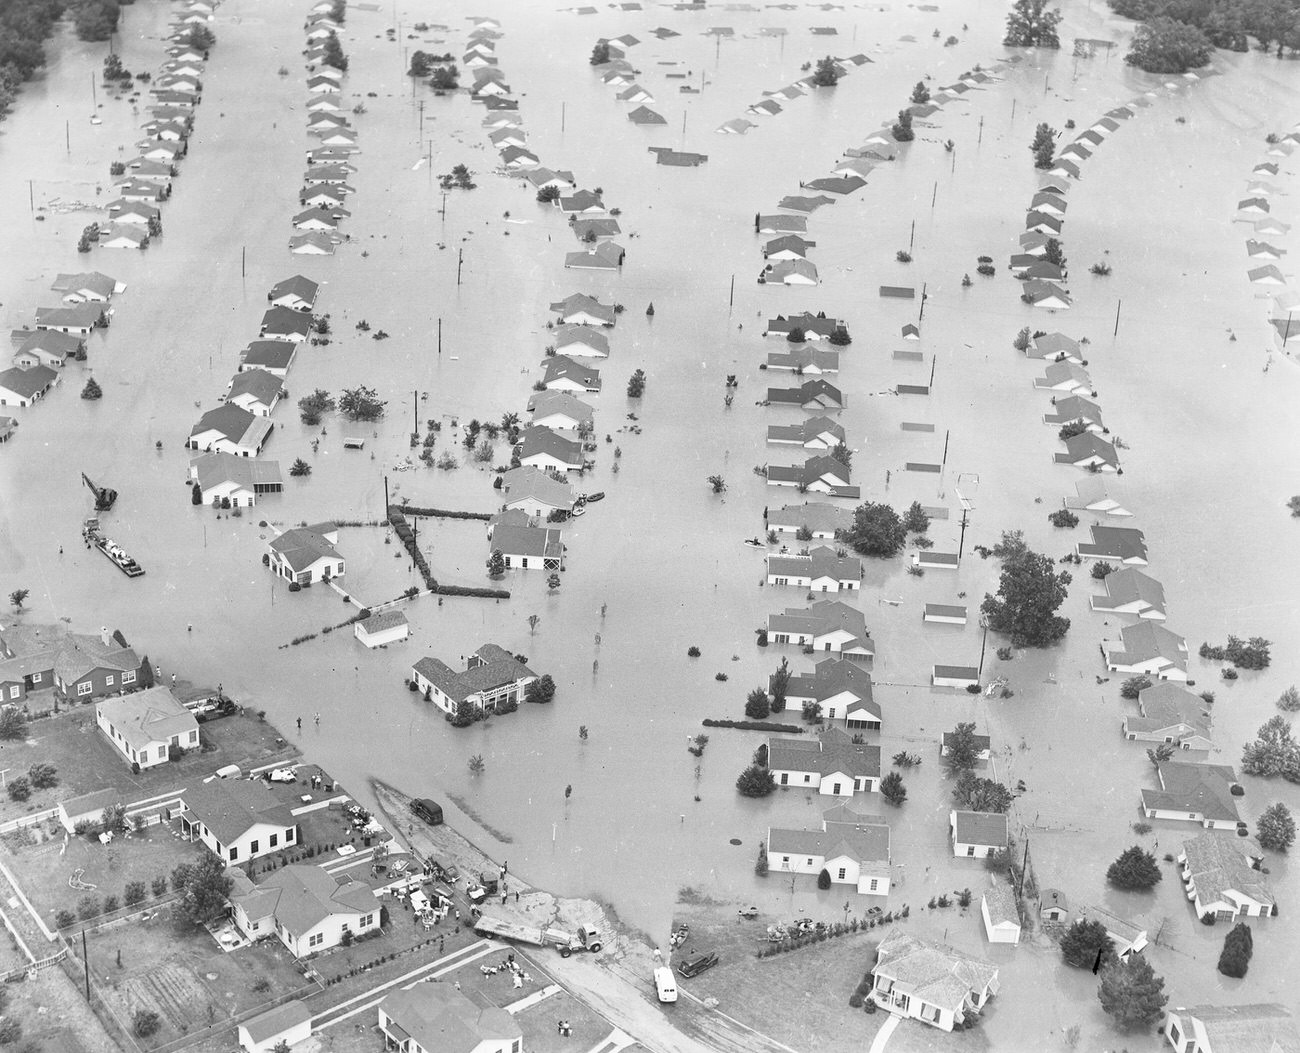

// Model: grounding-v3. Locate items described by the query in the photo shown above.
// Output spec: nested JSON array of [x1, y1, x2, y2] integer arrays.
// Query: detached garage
[[238, 1000, 311, 1053]]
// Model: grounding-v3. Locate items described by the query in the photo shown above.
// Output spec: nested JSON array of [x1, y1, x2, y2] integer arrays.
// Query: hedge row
[[433, 584, 511, 599], [397, 505, 491, 521], [387, 507, 438, 591], [703, 718, 804, 733]]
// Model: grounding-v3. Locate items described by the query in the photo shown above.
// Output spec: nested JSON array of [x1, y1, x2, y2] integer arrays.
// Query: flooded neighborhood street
[[1, 0, 1299, 1048]]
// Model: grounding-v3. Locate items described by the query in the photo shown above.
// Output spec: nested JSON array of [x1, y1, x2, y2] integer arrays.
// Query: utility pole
[[457, 248, 463, 286], [728, 274, 735, 307], [28, 181, 34, 214], [908, 219, 915, 251], [383, 474, 389, 516], [1113, 298, 1122, 337], [1017, 838, 1030, 899], [561, 102, 566, 133], [919, 283, 929, 323], [437, 317, 442, 355], [978, 116, 984, 145], [413, 390, 418, 439], [958, 508, 969, 558], [928, 352, 936, 388], [82, 930, 90, 1001], [977, 615, 989, 675], [241, 246, 245, 278], [941, 429, 950, 468], [930, 180, 937, 213]]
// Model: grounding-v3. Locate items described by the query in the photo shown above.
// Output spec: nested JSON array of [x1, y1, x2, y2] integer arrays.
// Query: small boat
[[742, 538, 764, 548], [584, 491, 606, 503], [570, 504, 586, 517]]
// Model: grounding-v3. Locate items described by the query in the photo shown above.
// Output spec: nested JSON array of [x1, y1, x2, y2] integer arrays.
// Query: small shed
[[342, 436, 365, 449], [57, 788, 122, 833], [914, 551, 959, 570], [924, 604, 968, 625], [1039, 888, 1069, 921], [981, 885, 1021, 944], [354, 610, 410, 649], [933, 665, 979, 689], [238, 999, 312, 1053]]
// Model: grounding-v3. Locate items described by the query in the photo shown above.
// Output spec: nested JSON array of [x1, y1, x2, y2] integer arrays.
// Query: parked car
[[678, 951, 719, 979], [410, 798, 443, 826], [427, 860, 459, 884]]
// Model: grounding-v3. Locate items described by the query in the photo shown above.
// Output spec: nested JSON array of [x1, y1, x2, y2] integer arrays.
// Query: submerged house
[[1124, 682, 1212, 750], [781, 658, 878, 727], [1178, 833, 1274, 922], [1105, 622, 1188, 681], [187, 405, 273, 458], [1163, 1004, 1300, 1053], [1077, 525, 1148, 564], [768, 806, 891, 895], [766, 502, 852, 538], [765, 455, 857, 497], [1091, 568, 1166, 620], [411, 644, 537, 717], [766, 601, 873, 662], [189, 452, 283, 507], [268, 523, 344, 585], [768, 727, 881, 796], [1141, 762, 1242, 829], [765, 546, 861, 592]]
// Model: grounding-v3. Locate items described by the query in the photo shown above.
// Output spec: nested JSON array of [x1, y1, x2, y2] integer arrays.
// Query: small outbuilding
[[981, 884, 1021, 944], [354, 610, 409, 649], [238, 999, 312, 1053]]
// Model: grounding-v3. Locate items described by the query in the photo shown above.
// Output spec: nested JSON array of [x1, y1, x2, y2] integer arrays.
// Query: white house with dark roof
[[290, 232, 337, 255], [552, 325, 609, 358], [766, 455, 857, 498], [189, 452, 283, 507], [541, 355, 601, 393], [12, 331, 84, 370], [1092, 568, 1166, 620], [767, 600, 873, 661], [179, 779, 298, 865], [1141, 762, 1241, 829], [1054, 432, 1119, 472], [354, 610, 409, 649], [1027, 332, 1082, 363], [51, 272, 122, 303], [411, 645, 536, 717], [766, 416, 845, 450], [950, 810, 1008, 858], [767, 727, 881, 796], [870, 930, 999, 1032], [0, 365, 58, 408], [1179, 832, 1273, 922], [1043, 395, 1104, 434], [766, 379, 843, 410], [187, 404, 273, 458], [269, 523, 344, 585], [762, 312, 844, 340], [767, 503, 852, 538], [1124, 683, 1212, 750], [762, 259, 819, 286], [766, 546, 861, 592], [239, 340, 298, 377], [96, 687, 199, 770], [1163, 1004, 1300, 1053], [1034, 362, 1092, 395], [100, 225, 149, 250], [260, 306, 313, 342], [1079, 904, 1148, 959], [780, 658, 877, 727], [527, 391, 594, 432], [487, 523, 563, 570], [229, 864, 378, 958], [379, 984, 523, 1053], [768, 806, 891, 895], [765, 346, 840, 375], [764, 234, 817, 260], [517, 426, 583, 473], [499, 467, 573, 519], [1078, 525, 1148, 564], [57, 788, 124, 834], [225, 369, 284, 417], [1106, 622, 1188, 681]]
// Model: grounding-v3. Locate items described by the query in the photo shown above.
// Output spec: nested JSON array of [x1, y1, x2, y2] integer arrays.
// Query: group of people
[[480, 952, 531, 990], [556, 1019, 573, 1037]]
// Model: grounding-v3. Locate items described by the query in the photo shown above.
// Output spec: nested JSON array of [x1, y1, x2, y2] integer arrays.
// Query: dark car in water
[[410, 798, 443, 826], [677, 951, 719, 978]]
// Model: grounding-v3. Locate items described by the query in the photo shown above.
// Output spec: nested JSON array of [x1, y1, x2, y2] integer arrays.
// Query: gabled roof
[[1113, 621, 1185, 665], [549, 293, 616, 325], [190, 404, 269, 449], [1060, 432, 1118, 467], [1144, 761, 1239, 821], [1100, 568, 1165, 613], [227, 369, 284, 406], [783, 657, 874, 709], [768, 726, 880, 779], [240, 864, 377, 938], [874, 931, 998, 1015], [183, 777, 295, 844], [269, 274, 319, 306], [527, 390, 595, 425], [97, 687, 197, 751], [191, 452, 283, 492], [517, 425, 582, 465], [487, 524, 563, 560], [500, 466, 574, 509], [553, 326, 609, 355], [270, 524, 341, 572], [0, 365, 57, 398], [1135, 682, 1208, 733], [951, 810, 1007, 847], [412, 647, 535, 705], [380, 984, 521, 1053], [1169, 1003, 1299, 1053], [260, 306, 313, 338], [767, 502, 852, 534], [51, 272, 118, 299], [1180, 833, 1273, 912], [767, 546, 861, 585], [542, 355, 601, 389], [1088, 525, 1147, 559], [54, 632, 139, 684], [240, 341, 298, 371], [769, 600, 870, 650]]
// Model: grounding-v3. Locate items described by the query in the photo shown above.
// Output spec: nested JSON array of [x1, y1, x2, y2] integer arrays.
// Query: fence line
[[0, 947, 66, 983], [0, 855, 56, 942], [0, 808, 58, 835]]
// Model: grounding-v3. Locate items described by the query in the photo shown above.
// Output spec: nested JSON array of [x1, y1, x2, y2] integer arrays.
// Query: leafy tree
[[298, 388, 335, 424], [811, 55, 840, 86], [468, 754, 485, 776], [910, 80, 930, 104], [537, 184, 560, 203], [123, 880, 146, 906], [952, 771, 1012, 812], [339, 385, 386, 421], [943, 722, 982, 771], [901, 501, 930, 534], [430, 64, 459, 90], [817, 868, 832, 889], [830, 442, 852, 470], [627, 369, 646, 398], [769, 657, 790, 712], [449, 699, 475, 727], [745, 688, 770, 720], [1060, 918, 1115, 968], [1241, 715, 1300, 778], [1217, 923, 1253, 978], [321, 31, 348, 72], [841, 501, 906, 558], [27, 763, 57, 789], [801, 700, 823, 724], [1091, 560, 1115, 579], [755, 843, 769, 876], [1201, 2, 1248, 49], [1106, 845, 1162, 890], [74, 0, 121, 43], [1256, 802, 1296, 850], [100, 804, 127, 834], [178, 854, 234, 926], [486, 550, 505, 578], [81, 377, 102, 400], [736, 763, 777, 797], [980, 539, 1071, 647], [881, 771, 907, 805], [891, 109, 914, 142], [1031, 122, 1057, 168], [525, 674, 556, 705], [590, 41, 610, 65], [1278, 685, 1300, 712], [176, 25, 216, 52], [1125, 17, 1213, 72], [191, 481, 203, 504], [1146, 743, 1175, 770], [7, 777, 30, 802], [753, 744, 769, 766], [133, 1008, 161, 1038], [1004, 0, 1063, 46], [1120, 676, 1152, 699], [0, 709, 26, 741], [707, 474, 727, 495], [1098, 954, 1167, 1029], [8, 589, 28, 611], [77, 895, 100, 920], [408, 50, 432, 77], [1043, 238, 1066, 268]]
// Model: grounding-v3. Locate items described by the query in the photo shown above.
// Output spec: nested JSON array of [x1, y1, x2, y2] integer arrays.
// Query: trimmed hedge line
[[434, 584, 510, 599], [399, 505, 491, 521], [703, 718, 804, 733]]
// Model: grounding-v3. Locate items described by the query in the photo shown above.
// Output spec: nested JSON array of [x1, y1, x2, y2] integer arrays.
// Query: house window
[[77, 682, 92, 696], [285, 828, 295, 843], [774, 578, 787, 586], [1188, 813, 1197, 820], [360, 913, 373, 927], [806, 858, 814, 866], [7, 687, 16, 700], [831, 783, 841, 795], [309, 933, 324, 948], [1168, 1023, 1181, 1046], [828, 708, 837, 719], [105, 675, 114, 687], [869, 878, 879, 891], [270, 834, 278, 848], [189, 730, 198, 744], [250, 840, 259, 855], [781, 857, 790, 866], [229, 846, 238, 861], [122, 670, 135, 684], [837, 868, 846, 880], [780, 774, 788, 785], [967, 845, 975, 856], [803, 775, 811, 783], [31, 672, 41, 683]]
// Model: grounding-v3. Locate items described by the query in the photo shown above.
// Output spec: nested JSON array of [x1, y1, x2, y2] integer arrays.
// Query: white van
[[654, 966, 678, 1003]]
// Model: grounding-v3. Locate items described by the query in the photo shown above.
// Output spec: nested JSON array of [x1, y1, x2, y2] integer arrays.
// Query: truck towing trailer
[[472, 913, 603, 957]]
